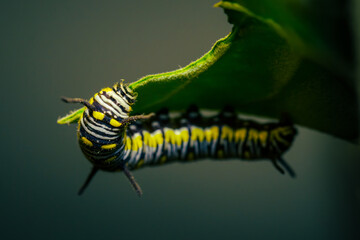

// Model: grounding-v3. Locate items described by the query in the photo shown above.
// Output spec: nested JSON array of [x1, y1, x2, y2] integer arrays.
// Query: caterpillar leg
[[271, 158, 285, 175], [77, 165, 143, 197], [121, 164, 143, 197], [278, 157, 296, 178], [78, 167, 99, 195], [270, 158, 296, 178]]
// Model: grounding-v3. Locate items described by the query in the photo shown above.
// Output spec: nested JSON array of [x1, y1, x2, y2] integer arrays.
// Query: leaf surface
[[58, 0, 358, 142]]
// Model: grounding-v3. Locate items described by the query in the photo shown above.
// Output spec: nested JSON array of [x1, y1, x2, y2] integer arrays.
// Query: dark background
[[1, 0, 359, 239]]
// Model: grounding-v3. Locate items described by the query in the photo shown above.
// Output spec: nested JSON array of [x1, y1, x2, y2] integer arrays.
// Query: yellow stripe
[[101, 143, 117, 149], [248, 129, 258, 143], [100, 87, 113, 93], [155, 133, 163, 145], [81, 137, 93, 147], [125, 136, 132, 150], [180, 129, 189, 145], [217, 150, 224, 158], [104, 156, 116, 163], [258, 131, 268, 146], [279, 127, 294, 135], [160, 155, 167, 164], [221, 126, 233, 141], [165, 129, 176, 145], [136, 159, 144, 168], [110, 118, 122, 127], [235, 128, 247, 142], [191, 127, 204, 142], [205, 126, 219, 143], [144, 132, 157, 148], [175, 132, 182, 147], [89, 97, 94, 105], [149, 134, 157, 148], [205, 129, 212, 143], [93, 111, 105, 120], [271, 129, 290, 145], [132, 135, 143, 151]]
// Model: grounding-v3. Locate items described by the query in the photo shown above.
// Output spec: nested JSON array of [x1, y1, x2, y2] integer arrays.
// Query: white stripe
[[84, 117, 118, 136], [123, 149, 131, 160], [125, 92, 136, 100], [128, 151, 137, 166], [211, 139, 217, 157], [100, 94, 128, 119], [80, 117, 118, 140], [95, 95, 128, 119], [246, 139, 254, 155], [107, 91, 131, 111], [155, 143, 163, 162], [120, 84, 136, 100], [149, 129, 162, 162], [136, 146, 143, 163], [142, 130, 152, 164], [86, 110, 117, 132], [119, 84, 131, 105], [237, 138, 245, 157]]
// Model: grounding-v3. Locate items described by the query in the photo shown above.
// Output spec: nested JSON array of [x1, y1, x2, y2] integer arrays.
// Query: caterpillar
[[59, 81, 297, 196]]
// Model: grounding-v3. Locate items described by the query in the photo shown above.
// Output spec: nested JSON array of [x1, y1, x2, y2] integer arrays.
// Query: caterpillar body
[[60, 82, 297, 196]]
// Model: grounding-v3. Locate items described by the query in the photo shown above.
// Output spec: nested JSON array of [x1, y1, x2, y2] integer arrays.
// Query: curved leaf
[[57, 107, 84, 125], [129, 1, 357, 141], [58, 0, 358, 142], [130, 11, 302, 110]]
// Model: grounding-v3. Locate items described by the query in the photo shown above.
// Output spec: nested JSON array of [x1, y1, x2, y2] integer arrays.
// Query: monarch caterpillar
[[59, 81, 297, 196]]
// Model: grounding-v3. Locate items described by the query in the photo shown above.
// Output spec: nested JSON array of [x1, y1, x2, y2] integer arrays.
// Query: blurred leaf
[[58, 0, 358, 142], [57, 107, 84, 124], [130, 0, 357, 141]]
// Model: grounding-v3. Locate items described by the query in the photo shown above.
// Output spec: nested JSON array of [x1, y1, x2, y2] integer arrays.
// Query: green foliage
[[57, 107, 84, 125], [58, 0, 358, 142]]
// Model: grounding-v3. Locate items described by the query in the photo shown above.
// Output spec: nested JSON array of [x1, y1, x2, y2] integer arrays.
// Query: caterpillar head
[[60, 81, 139, 127], [87, 81, 136, 123], [59, 81, 147, 197]]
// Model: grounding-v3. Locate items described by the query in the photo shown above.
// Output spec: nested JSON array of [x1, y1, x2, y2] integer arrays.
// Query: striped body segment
[[77, 82, 135, 171], [122, 107, 297, 170], [60, 82, 297, 196]]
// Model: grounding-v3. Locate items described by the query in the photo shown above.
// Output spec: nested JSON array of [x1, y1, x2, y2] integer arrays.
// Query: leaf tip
[[213, 1, 222, 8], [57, 107, 85, 125]]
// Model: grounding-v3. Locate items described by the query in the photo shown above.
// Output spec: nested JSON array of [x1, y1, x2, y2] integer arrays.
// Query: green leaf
[[57, 107, 85, 125], [58, 0, 358, 142], [129, 1, 357, 141], [130, 6, 303, 111]]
